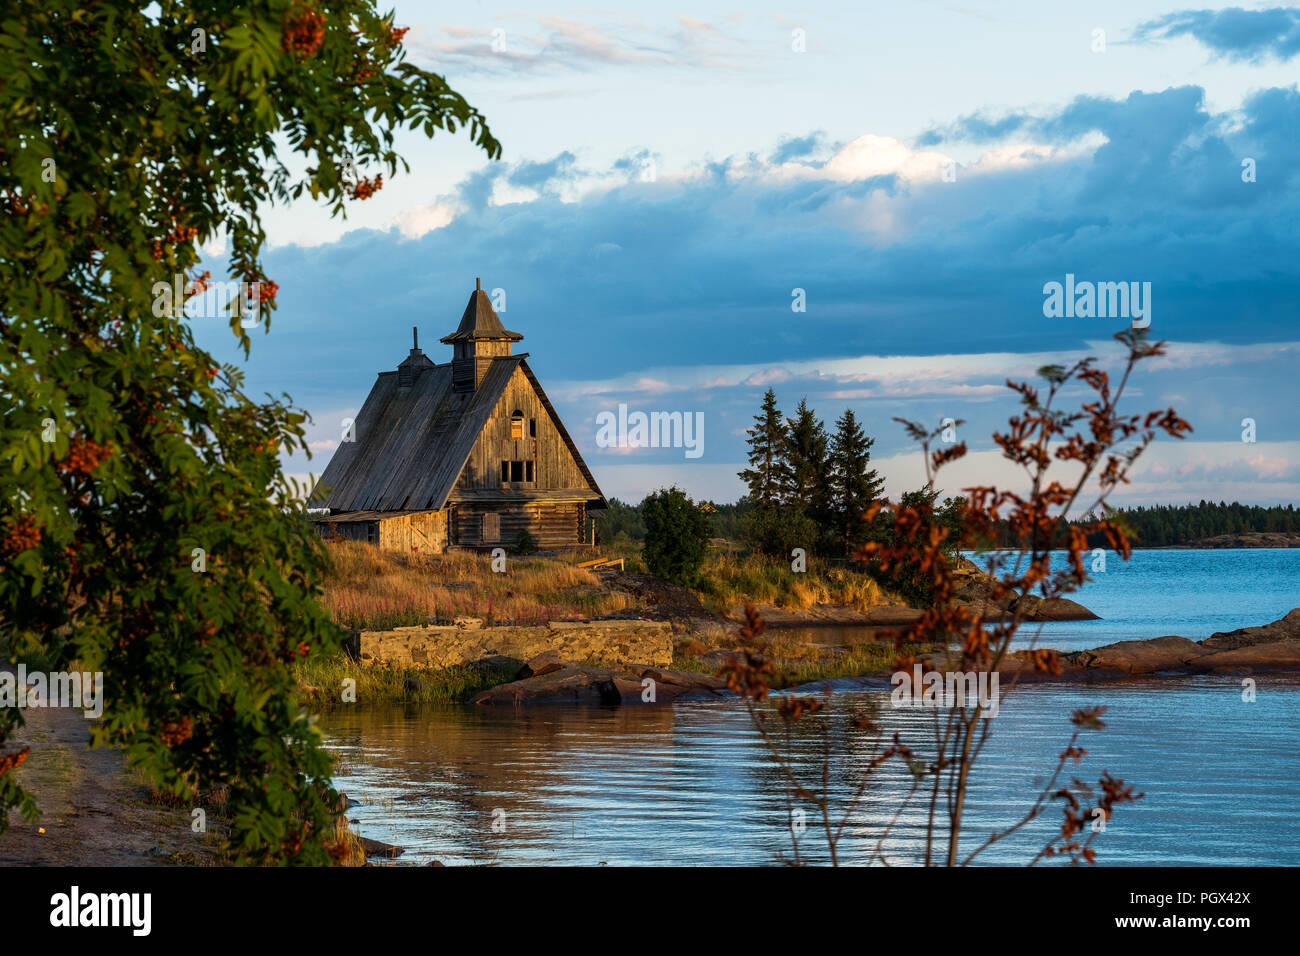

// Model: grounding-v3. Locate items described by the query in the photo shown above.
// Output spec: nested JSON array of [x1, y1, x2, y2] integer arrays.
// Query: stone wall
[[359, 619, 673, 669]]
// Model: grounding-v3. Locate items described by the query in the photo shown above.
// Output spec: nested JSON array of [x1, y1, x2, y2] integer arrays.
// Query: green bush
[[642, 486, 712, 586], [512, 528, 539, 555], [741, 507, 819, 559]]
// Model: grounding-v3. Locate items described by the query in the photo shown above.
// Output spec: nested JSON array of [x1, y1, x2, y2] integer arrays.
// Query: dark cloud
[[916, 113, 1027, 146], [916, 85, 1297, 205], [1135, 7, 1300, 62], [610, 148, 658, 183], [769, 132, 826, 164], [198, 86, 1300, 481], [507, 151, 584, 193]]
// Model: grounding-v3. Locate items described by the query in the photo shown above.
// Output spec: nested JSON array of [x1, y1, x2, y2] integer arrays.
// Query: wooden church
[[312, 279, 606, 552]]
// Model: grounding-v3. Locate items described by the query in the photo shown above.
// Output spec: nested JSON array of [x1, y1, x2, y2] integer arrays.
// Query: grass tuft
[[692, 551, 886, 613]]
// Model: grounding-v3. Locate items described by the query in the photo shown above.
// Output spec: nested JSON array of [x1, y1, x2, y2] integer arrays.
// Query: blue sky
[[193, 1, 1300, 507]]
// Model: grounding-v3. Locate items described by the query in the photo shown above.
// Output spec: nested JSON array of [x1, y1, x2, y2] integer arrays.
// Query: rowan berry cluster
[[282, 6, 326, 57]]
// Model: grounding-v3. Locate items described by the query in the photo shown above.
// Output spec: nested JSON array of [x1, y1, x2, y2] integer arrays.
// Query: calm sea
[[971, 547, 1300, 651], [322, 548, 1300, 866]]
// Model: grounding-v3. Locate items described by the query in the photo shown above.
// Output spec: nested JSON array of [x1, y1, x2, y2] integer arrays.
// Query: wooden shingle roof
[[312, 355, 606, 513]]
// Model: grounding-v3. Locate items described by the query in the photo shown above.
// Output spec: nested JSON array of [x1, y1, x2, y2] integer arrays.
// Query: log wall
[[451, 501, 584, 549]]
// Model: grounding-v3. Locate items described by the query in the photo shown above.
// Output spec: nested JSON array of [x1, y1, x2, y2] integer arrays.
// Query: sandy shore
[[0, 692, 214, 866]]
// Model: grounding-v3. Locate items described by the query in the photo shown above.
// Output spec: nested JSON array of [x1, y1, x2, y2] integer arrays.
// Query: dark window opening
[[529, 418, 537, 437], [501, 460, 534, 484]]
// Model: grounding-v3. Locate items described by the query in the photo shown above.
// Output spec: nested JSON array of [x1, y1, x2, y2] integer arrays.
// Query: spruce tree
[[829, 408, 885, 555], [739, 389, 791, 510], [785, 398, 832, 534]]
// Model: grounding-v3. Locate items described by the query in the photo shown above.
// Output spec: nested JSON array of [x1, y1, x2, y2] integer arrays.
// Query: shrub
[[512, 528, 539, 555], [741, 506, 819, 559], [642, 486, 712, 586]]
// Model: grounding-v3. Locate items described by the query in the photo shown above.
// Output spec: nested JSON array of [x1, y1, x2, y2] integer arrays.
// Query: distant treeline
[[599, 388, 897, 558], [601, 490, 1300, 551], [1072, 501, 1300, 547], [601, 496, 753, 545]]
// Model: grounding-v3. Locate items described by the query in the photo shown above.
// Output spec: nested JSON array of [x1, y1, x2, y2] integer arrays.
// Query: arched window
[[510, 410, 524, 440]]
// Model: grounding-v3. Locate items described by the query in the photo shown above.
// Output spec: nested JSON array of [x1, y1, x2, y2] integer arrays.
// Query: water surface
[[323, 548, 1300, 866], [968, 548, 1300, 651], [325, 677, 1300, 866]]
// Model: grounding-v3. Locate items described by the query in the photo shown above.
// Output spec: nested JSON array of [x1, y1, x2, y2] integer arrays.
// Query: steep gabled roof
[[515, 359, 606, 509], [312, 355, 605, 513], [313, 357, 512, 512]]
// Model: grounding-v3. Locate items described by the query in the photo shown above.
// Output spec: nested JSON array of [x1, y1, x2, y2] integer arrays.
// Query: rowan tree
[[0, 1, 499, 863]]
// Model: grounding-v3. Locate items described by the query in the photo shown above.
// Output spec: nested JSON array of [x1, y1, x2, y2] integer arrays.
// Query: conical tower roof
[[440, 278, 523, 343]]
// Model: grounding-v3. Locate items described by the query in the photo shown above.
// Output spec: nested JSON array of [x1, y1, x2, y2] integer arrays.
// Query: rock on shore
[[951, 558, 1100, 621], [462, 609, 1300, 704], [469, 662, 727, 706], [1000, 607, 1300, 679]]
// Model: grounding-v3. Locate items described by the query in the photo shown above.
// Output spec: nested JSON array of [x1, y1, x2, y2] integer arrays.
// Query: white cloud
[[549, 340, 1300, 404], [393, 202, 460, 239], [594, 462, 747, 503], [823, 134, 953, 183], [875, 440, 1300, 511]]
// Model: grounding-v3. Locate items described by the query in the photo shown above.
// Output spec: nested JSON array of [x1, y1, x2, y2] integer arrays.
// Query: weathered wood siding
[[376, 511, 448, 553], [315, 355, 603, 515], [452, 501, 584, 549], [317, 511, 448, 552], [456, 365, 590, 493]]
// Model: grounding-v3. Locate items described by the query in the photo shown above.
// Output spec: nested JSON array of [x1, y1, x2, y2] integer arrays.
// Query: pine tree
[[739, 389, 791, 510], [828, 408, 885, 555], [785, 398, 831, 528]]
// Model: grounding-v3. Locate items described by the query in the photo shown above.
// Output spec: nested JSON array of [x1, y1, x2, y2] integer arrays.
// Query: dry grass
[[695, 552, 886, 613], [319, 541, 639, 630]]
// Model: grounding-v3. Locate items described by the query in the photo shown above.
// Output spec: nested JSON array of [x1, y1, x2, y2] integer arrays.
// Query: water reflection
[[323, 675, 1300, 866]]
